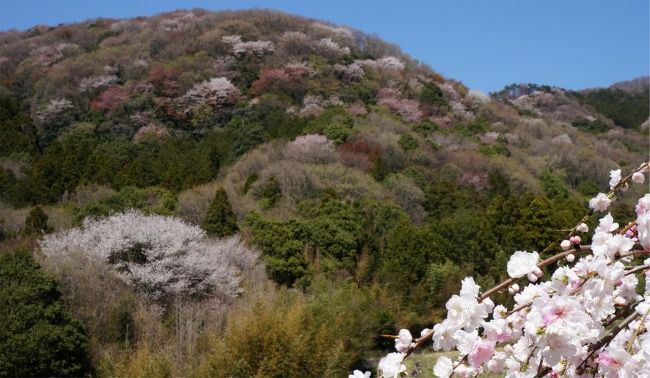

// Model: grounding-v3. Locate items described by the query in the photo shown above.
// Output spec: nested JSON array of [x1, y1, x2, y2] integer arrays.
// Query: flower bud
[[566, 253, 575, 262], [570, 236, 581, 245], [482, 297, 495, 312], [576, 223, 588, 233], [527, 272, 538, 282], [560, 240, 571, 250], [534, 267, 543, 277], [632, 172, 645, 184], [508, 283, 520, 294]]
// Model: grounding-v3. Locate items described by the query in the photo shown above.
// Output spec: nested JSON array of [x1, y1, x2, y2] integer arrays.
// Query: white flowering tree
[[36, 98, 74, 124], [284, 134, 337, 164], [351, 162, 650, 377], [316, 38, 351, 58], [177, 77, 240, 114], [79, 74, 119, 92], [40, 210, 259, 302], [221, 35, 276, 57]]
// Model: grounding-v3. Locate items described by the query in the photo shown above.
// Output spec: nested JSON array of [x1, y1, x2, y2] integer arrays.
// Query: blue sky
[[1, 0, 648, 92]]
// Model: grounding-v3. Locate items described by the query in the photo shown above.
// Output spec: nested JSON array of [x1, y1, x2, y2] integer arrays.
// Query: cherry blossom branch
[[478, 246, 592, 301], [575, 311, 641, 375], [377, 162, 650, 375]]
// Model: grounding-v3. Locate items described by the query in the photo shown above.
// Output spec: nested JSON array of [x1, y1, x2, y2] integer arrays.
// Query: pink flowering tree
[[89, 86, 129, 112], [377, 88, 424, 123], [352, 162, 650, 377], [250, 66, 308, 99]]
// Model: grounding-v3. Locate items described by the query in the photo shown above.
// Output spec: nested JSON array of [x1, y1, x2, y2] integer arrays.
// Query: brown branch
[[575, 311, 640, 375], [625, 264, 650, 276], [627, 303, 650, 352], [403, 329, 434, 359], [615, 249, 649, 260]]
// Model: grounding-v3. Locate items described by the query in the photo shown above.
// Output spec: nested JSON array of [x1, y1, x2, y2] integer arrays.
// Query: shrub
[[242, 172, 259, 194], [324, 121, 352, 144], [539, 168, 570, 199], [384, 174, 426, 222], [0, 249, 90, 377], [254, 176, 282, 208], [397, 134, 418, 151], [571, 117, 609, 133], [24, 206, 50, 234], [419, 81, 447, 108], [412, 121, 439, 135], [203, 187, 239, 237]]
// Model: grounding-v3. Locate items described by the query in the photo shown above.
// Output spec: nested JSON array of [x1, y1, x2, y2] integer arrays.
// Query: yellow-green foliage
[[97, 345, 173, 378], [195, 283, 393, 378]]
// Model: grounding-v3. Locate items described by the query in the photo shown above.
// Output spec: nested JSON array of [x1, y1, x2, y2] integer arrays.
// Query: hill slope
[[1, 9, 648, 377]]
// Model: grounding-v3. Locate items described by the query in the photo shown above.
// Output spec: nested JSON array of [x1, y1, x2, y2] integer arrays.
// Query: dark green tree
[[0, 249, 90, 377], [245, 212, 310, 287], [24, 206, 50, 235], [419, 82, 448, 108], [203, 187, 239, 237]]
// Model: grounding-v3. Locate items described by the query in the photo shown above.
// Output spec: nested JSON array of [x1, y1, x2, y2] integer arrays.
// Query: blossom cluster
[[90, 86, 129, 111], [316, 38, 351, 57], [178, 77, 240, 111], [377, 88, 423, 123], [30, 43, 80, 66], [333, 63, 365, 83], [40, 210, 260, 302], [222, 35, 276, 57], [311, 22, 354, 39], [79, 74, 119, 92], [284, 134, 337, 164], [355, 56, 406, 71], [357, 164, 650, 378], [36, 98, 73, 123], [158, 11, 197, 32], [133, 123, 170, 141]]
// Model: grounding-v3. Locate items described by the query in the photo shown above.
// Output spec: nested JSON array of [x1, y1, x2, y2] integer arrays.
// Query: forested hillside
[[0, 9, 648, 377]]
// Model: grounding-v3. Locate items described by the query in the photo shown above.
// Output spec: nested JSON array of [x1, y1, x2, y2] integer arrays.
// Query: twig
[[627, 304, 650, 352]]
